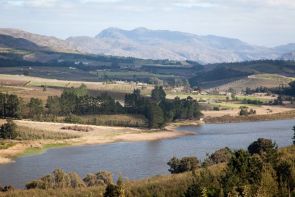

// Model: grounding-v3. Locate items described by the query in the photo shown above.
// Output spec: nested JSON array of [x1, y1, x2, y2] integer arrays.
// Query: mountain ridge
[[0, 27, 294, 64], [0, 28, 78, 53], [67, 27, 292, 63]]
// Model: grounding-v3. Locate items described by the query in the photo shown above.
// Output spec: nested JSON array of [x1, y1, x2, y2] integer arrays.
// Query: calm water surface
[[0, 119, 294, 188]]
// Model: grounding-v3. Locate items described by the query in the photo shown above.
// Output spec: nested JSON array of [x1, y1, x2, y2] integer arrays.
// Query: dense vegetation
[[0, 86, 202, 129], [0, 120, 17, 139]]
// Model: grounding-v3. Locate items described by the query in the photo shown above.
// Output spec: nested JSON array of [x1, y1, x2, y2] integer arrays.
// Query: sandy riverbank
[[0, 120, 194, 164]]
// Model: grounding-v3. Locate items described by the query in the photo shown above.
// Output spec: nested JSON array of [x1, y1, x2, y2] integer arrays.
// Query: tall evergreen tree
[[151, 86, 166, 103], [146, 102, 165, 129], [28, 98, 44, 119]]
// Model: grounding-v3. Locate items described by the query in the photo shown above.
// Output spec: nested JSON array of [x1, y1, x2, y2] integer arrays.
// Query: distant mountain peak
[[132, 27, 149, 32], [1, 27, 295, 63]]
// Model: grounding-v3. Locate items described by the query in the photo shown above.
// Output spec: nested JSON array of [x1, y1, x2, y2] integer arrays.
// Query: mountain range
[[0, 27, 295, 64]]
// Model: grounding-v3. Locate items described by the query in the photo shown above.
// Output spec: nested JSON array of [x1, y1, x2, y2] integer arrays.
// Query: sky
[[0, 0, 294, 47]]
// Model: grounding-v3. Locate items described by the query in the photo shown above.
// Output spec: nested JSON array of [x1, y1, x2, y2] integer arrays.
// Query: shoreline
[[1, 110, 294, 165], [0, 120, 196, 165]]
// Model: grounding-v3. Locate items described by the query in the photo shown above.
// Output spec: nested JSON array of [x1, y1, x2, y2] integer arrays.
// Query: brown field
[[203, 105, 295, 118], [204, 109, 295, 123], [0, 74, 154, 96], [77, 114, 148, 127], [208, 74, 295, 92], [0, 86, 62, 102]]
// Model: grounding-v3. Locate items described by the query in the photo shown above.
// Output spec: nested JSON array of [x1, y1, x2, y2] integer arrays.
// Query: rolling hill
[[0, 28, 77, 53]]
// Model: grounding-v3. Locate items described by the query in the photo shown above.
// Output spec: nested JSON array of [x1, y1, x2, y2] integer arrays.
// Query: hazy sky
[[0, 0, 294, 47]]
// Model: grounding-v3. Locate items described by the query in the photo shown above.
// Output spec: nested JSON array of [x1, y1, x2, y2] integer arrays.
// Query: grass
[[0, 74, 154, 97], [236, 95, 272, 102], [70, 114, 148, 128], [210, 102, 257, 110], [253, 73, 295, 81], [166, 93, 227, 100], [211, 73, 295, 92], [20, 143, 70, 157], [205, 110, 295, 123], [0, 141, 16, 150], [16, 125, 80, 140]]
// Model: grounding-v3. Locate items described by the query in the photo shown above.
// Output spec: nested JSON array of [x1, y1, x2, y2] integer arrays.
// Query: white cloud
[[80, 0, 123, 3], [2, 0, 294, 9], [1, 0, 123, 8]]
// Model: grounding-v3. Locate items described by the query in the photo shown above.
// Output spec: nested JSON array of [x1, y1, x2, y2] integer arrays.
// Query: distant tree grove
[[0, 85, 202, 129]]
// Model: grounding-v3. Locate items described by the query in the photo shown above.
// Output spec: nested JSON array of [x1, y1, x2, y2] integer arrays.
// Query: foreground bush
[[167, 156, 200, 174], [203, 147, 233, 166], [26, 169, 86, 189], [83, 171, 113, 187]]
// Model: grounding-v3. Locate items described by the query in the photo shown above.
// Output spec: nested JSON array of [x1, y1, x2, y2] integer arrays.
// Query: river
[[0, 119, 294, 188]]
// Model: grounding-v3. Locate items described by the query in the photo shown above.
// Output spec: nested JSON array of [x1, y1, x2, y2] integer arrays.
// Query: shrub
[[61, 125, 93, 132], [239, 107, 256, 116], [167, 156, 200, 174], [203, 147, 233, 166], [0, 119, 17, 139], [248, 138, 278, 164], [0, 185, 15, 192], [104, 184, 121, 197], [26, 169, 85, 189], [104, 176, 124, 197], [83, 171, 113, 187], [64, 114, 82, 124], [213, 106, 220, 111]]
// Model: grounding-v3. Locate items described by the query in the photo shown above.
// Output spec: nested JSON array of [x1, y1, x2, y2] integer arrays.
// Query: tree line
[[0, 85, 202, 129]]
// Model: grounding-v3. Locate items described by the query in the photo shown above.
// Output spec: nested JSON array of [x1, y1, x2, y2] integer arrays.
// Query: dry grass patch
[[61, 125, 93, 132], [16, 125, 80, 140], [79, 114, 148, 128]]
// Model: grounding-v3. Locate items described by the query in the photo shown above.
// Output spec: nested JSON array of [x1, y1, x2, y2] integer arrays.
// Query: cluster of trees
[[244, 87, 271, 95], [0, 85, 202, 129], [169, 138, 295, 197], [167, 157, 200, 174], [47, 85, 123, 116], [0, 85, 123, 121], [244, 81, 295, 99], [0, 93, 22, 119], [241, 98, 263, 105], [125, 87, 202, 128]]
